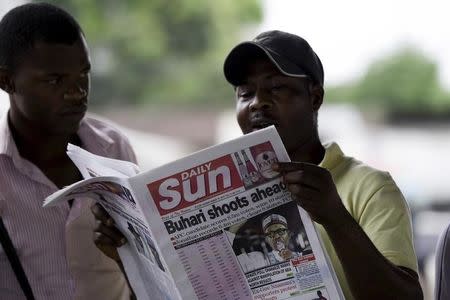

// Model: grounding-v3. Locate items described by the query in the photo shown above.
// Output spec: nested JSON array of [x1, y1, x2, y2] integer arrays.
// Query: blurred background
[[1, 1, 449, 298]]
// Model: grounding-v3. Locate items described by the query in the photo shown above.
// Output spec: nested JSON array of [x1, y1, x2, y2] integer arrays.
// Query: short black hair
[[0, 2, 84, 70]]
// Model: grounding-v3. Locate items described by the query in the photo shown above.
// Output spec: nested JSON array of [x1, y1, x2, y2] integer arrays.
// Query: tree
[[39, 0, 261, 106], [326, 47, 450, 113]]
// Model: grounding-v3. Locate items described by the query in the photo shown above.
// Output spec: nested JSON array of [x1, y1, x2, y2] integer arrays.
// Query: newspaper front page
[[45, 126, 343, 300]]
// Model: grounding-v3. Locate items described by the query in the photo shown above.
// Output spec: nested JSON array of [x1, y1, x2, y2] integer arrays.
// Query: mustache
[[63, 89, 88, 100], [249, 112, 277, 127], [60, 103, 88, 114]]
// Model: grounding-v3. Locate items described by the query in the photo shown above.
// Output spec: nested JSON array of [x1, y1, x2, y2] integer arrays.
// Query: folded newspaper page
[[44, 126, 343, 300]]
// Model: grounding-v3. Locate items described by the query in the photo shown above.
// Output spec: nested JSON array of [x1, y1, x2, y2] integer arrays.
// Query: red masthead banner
[[148, 154, 243, 216]]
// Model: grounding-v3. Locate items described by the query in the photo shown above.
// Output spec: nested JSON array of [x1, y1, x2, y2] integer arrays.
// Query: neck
[[288, 135, 325, 165], [8, 113, 79, 164]]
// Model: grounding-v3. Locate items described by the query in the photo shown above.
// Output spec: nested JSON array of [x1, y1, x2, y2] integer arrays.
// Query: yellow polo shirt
[[317, 142, 418, 300]]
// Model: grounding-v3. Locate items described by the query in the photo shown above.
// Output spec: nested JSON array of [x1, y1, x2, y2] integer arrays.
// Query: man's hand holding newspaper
[[273, 162, 348, 228], [92, 203, 127, 262]]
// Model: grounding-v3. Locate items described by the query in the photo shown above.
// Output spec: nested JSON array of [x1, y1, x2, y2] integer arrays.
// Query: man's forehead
[[17, 39, 90, 72], [245, 58, 281, 77], [238, 68, 304, 87]]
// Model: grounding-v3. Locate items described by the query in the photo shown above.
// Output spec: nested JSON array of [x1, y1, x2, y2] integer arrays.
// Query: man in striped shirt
[[0, 3, 135, 299]]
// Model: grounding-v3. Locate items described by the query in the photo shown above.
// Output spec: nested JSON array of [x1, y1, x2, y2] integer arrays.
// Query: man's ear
[[0, 66, 14, 94], [309, 84, 324, 112]]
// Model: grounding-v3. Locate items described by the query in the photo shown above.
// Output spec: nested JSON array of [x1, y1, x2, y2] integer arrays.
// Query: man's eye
[[46, 77, 61, 85], [80, 71, 90, 78], [238, 91, 254, 99]]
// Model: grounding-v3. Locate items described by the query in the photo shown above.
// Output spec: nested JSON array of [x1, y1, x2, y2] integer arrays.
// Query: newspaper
[[44, 126, 344, 300]]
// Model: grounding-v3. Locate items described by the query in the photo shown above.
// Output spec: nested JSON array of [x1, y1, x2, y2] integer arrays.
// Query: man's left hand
[[273, 162, 347, 229]]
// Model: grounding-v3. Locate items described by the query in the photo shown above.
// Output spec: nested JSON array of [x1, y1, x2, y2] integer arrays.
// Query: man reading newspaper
[[93, 30, 423, 299], [223, 30, 422, 300]]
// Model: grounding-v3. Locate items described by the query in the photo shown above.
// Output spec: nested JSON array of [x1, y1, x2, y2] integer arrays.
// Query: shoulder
[[335, 154, 395, 196], [83, 116, 129, 142], [81, 116, 137, 164], [341, 157, 417, 272], [323, 142, 394, 197], [322, 144, 417, 272], [325, 143, 405, 217]]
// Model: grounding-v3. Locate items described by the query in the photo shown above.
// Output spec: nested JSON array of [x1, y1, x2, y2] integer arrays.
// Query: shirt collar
[[0, 111, 18, 157], [319, 142, 344, 171], [0, 111, 54, 187], [75, 115, 115, 156], [0, 113, 114, 156], [0, 112, 116, 188]]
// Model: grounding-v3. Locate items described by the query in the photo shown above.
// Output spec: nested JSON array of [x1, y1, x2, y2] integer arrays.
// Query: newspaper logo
[[148, 154, 243, 215]]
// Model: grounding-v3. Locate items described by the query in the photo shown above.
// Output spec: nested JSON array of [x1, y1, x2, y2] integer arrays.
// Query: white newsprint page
[[44, 126, 343, 300]]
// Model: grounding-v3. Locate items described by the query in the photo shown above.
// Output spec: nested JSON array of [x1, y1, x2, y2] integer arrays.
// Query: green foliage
[[37, 0, 261, 106], [326, 47, 450, 112]]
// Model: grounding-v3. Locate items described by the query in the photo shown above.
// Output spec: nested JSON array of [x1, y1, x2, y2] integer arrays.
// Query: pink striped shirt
[[0, 112, 136, 300]]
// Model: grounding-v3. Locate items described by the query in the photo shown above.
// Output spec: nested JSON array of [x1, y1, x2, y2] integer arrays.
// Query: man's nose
[[249, 88, 272, 111], [64, 84, 87, 101]]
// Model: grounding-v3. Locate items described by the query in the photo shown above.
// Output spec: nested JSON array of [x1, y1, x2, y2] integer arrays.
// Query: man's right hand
[[91, 203, 127, 262]]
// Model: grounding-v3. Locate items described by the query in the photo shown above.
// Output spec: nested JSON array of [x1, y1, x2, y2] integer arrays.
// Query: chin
[[244, 128, 260, 134], [248, 126, 269, 133], [55, 120, 83, 136], [239, 126, 251, 135]]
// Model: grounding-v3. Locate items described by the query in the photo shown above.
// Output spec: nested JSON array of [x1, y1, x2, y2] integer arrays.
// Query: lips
[[249, 115, 277, 131], [60, 105, 87, 116]]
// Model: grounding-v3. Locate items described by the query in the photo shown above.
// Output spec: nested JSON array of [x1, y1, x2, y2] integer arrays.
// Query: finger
[[94, 221, 126, 245], [91, 203, 114, 226], [288, 186, 316, 206], [296, 188, 317, 203], [287, 183, 301, 195], [283, 171, 321, 191], [290, 191, 309, 207], [94, 231, 119, 247], [94, 222, 127, 246], [286, 182, 319, 197], [273, 162, 325, 175], [93, 233, 122, 262]]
